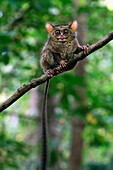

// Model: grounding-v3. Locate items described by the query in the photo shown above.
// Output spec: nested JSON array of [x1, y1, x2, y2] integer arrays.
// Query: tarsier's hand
[[82, 44, 90, 55], [46, 60, 68, 76], [55, 60, 68, 74], [60, 60, 67, 69]]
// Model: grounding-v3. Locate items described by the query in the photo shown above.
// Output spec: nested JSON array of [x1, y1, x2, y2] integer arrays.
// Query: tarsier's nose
[[60, 32, 63, 36], [60, 32, 65, 39]]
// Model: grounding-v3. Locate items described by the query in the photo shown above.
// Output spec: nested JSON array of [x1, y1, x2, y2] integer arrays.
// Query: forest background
[[0, 0, 113, 169]]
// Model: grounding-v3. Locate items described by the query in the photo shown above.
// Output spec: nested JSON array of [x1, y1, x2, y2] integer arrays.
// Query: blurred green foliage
[[0, 0, 113, 169]]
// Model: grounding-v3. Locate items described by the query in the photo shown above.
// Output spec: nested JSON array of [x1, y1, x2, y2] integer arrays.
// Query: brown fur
[[40, 20, 82, 72]]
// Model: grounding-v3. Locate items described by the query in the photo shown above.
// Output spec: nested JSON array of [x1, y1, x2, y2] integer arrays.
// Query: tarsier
[[40, 20, 89, 170]]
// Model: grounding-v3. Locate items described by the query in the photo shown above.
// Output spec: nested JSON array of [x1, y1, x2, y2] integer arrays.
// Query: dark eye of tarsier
[[55, 30, 60, 35], [63, 29, 68, 34]]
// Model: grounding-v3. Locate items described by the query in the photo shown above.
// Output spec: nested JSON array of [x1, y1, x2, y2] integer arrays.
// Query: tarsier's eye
[[63, 29, 68, 34], [55, 30, 60, 35]]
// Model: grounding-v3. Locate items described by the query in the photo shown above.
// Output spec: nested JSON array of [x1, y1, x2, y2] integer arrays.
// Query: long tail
[[41, 79, 49, 170]]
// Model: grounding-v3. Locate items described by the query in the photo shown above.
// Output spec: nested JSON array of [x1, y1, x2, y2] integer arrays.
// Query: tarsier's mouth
[[57, 36, 68, 42]]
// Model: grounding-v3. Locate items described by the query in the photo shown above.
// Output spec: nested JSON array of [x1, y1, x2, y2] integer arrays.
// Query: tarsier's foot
[[46, 69, 54, 77], [82, 44, 90, 55]]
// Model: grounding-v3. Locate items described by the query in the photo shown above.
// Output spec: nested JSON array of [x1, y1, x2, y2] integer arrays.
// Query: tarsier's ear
[[45, 23, 54, 34], [69, 20, 78, 32]]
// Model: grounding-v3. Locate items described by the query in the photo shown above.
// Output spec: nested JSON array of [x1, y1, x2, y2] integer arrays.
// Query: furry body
[[40, 21, 82, 73]]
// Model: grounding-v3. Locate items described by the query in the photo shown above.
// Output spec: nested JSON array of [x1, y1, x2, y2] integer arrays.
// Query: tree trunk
[[69, 0, 87, 169], [69, 118, 85, 170], [47, 94, 62, 170]]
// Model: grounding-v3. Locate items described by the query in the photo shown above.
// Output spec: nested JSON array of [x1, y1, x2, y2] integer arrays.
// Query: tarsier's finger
[[82, 45, 89, 55]]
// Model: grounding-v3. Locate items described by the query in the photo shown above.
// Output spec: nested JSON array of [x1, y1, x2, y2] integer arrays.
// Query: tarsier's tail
[[41, 79, 49, 170]]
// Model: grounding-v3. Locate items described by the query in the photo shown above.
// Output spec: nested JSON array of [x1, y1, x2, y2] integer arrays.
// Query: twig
[[0, 31, 113, 112]]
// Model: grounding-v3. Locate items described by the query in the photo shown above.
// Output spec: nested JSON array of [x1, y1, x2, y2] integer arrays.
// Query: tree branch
[[0, 31, 113, 112]]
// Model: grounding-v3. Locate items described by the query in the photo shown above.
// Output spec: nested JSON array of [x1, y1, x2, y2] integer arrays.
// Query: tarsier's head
[[45, 20, 78, 43]]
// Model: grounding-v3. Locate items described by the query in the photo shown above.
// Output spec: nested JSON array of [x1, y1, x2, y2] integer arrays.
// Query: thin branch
[[0, 31, 113, 112]]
